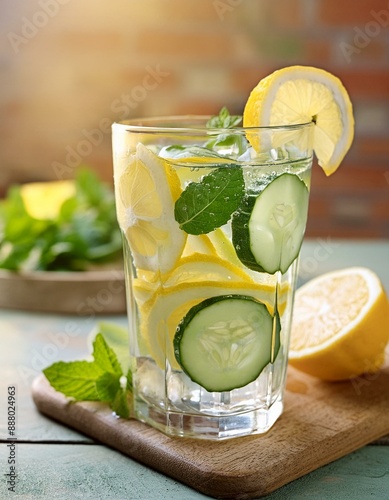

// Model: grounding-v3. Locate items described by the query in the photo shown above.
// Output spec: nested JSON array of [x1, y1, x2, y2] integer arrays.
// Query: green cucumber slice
[[232, 173, 309, 274], [174, 294, 280, 392]]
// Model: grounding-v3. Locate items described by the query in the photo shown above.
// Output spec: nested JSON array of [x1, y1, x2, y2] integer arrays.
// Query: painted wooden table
[[1, 239, 389, 499]]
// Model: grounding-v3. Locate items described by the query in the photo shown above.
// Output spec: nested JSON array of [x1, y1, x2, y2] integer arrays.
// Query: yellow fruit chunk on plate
[[117, 143, 186, 274], [289, 267, 389, 381], [20, 180, 75, 220], [243, 65, 354, 175]]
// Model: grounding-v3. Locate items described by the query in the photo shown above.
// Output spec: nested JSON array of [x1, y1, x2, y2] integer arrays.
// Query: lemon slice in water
[[116, 143, 186, 274]]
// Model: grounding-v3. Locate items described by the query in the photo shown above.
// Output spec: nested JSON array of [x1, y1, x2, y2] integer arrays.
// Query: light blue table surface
[[1, 239, 389, 499]]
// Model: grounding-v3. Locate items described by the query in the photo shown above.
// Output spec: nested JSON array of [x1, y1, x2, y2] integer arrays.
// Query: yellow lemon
[[289, 267, 389, 381], [116, 143, 186, 274], [182, 234, 218, 258], [20, 180, 75, 220], [243, 65, 354, 175]]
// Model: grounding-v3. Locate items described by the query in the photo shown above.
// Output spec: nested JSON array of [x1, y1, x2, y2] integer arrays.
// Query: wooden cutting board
[[32, 363, 389, 499]]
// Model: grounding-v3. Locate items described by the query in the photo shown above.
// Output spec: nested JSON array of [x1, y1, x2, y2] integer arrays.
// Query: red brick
[[344, 40, 387, 63], [158, 0, 219, 22], [56, 32, 125, 51], [311, 164, 389, 193], [372, 198, 389, 220], [327, 69, 389, 99], [318, 0, 389, 26], [307, 197, 332, 218], [266, 0, 305, 29], [168, 99, 227, 116], [303, 40, 332, 64], [135, 30, 234, 60], [306, 221, 383, 239], [357, 137, 389, 158], [230, 66, 276, 93], [119, 68, 179, 90]]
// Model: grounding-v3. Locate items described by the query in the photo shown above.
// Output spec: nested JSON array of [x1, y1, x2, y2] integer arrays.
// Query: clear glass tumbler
[[112, 117, 314, 440]]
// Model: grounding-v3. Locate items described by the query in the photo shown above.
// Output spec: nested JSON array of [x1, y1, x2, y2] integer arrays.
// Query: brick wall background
[[0, 0, 388, 238]]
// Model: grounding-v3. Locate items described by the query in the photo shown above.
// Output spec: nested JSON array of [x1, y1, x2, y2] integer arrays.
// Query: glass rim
[[112, 115, 314, 134]]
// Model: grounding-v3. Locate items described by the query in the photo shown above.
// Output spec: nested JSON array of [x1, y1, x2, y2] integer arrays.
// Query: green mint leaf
[[158, 145, 186, 157], [206, 107, 242, 129], [95, 372, 121, 402], [44, 324, 134, 419], [126, 368, 133, 392], [93, 333, 122, 377], [97, 322, 130, 373], [204, 108, 246, 156], [43, 361, 104, 401], [174, 166, 244, 235], [110, 387, 131, 419]]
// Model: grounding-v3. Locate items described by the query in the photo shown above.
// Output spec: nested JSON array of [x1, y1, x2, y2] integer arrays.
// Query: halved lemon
[[243, 65, 354, 175], [116, 143, 186, 274], [289, 267, 389, 381], [20, 180, 75, 220]]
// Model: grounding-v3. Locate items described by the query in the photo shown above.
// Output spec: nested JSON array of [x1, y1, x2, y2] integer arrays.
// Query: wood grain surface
[[32, 361, 389, 500]]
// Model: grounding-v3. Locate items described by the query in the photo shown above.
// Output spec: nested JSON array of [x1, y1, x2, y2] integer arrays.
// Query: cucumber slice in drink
[[174, 295, 279, 392], [232, 173, 309, 274]]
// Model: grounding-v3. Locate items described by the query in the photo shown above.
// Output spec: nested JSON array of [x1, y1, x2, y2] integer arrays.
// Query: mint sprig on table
[[43, 324, 132, 419]]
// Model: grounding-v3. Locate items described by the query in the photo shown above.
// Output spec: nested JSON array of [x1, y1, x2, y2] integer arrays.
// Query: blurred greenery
[[0, 169, 122, 271]]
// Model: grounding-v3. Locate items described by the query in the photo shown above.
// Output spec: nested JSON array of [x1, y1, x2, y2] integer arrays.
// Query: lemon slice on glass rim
[[243, 65, 355, 175]]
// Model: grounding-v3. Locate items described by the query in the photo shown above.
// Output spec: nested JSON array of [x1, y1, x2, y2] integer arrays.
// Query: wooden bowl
[[0, 268, 126, 315]]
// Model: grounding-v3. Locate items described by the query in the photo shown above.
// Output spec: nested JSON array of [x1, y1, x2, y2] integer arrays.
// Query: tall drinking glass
[[112, 117, 314, 440]]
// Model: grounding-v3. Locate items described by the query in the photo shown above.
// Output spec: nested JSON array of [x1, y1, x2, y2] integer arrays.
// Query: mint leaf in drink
[[43, 361, 104, 401], [174, 166, 244, 235], [206, 106, 242, 129], [205, 107, 247, 156], [157, 108, 247, 162]]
